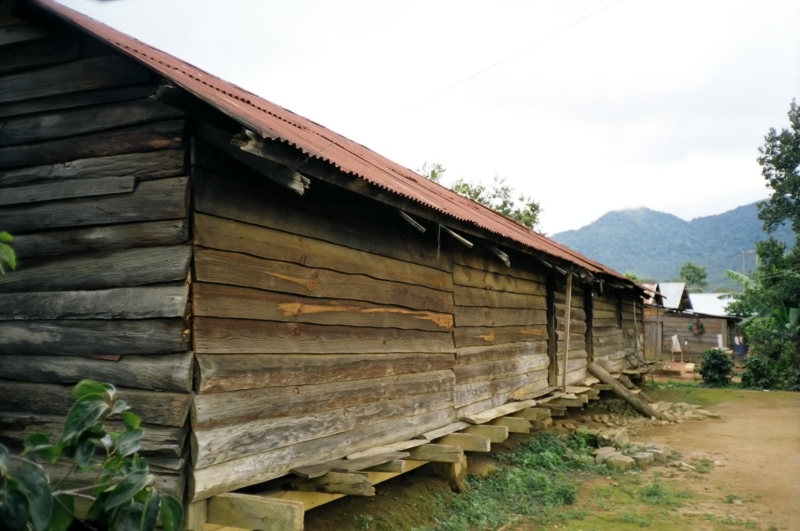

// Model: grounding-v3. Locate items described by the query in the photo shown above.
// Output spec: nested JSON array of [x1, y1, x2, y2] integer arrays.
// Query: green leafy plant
[[697, 348, 734, 387], [740, 356, 779, 390], [0, 380, 183, 531], [0, 232, 16, 274]]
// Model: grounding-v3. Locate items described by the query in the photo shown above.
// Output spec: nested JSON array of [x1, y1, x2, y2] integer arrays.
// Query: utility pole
[[739, 249, 754, 274]]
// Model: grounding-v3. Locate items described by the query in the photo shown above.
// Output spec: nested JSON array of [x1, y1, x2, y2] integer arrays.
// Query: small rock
[[594, 447, 619, 464], [632, 452, 654, 467], [649, 448, 669, 463], [733, 500, 743, 506], [598, 428, 629, 448], [606, 454, 635, 471], [696, 409, 721, 419]]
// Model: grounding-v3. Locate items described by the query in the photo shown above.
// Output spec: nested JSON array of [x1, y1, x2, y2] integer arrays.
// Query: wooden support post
[[516, 408, 552, 422], [432, 454, 468, 493], [407, 444, 463, 463], [397, 209, 426, 232], [285, 472, 375, 496], [562, 272, 573, 390], [588, 362, 663, 419], [441, 225, 473, 248], [462, 424, 508, 443], [435, 433, 491, 452], [489, 417, 531, 434], [364, 460, 407, 473], [207, 493, 303, 531], [184, 500, 207, 531]]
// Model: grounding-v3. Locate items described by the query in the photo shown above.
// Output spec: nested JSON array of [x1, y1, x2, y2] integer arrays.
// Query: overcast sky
[[61, 0, 800, 234]]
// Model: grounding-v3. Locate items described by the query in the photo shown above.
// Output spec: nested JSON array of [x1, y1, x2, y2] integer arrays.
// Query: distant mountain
[[552, 203, 796, 290]]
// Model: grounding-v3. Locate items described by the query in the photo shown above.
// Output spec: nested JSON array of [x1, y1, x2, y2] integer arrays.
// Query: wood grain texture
[[0, 85, 157, 120], [192, 370, 455, 429], [453, 306, 547, 327], [452, 247, 545, 282], [193, 317, 454, 354], [452, 264, 546, 295], [459, 399, 538, 424], [0, 284, 188, 320], [454, 372, 545, 408], [196, 352, 455, 394], [0, 318, 188, 357], [407, 444, 463, 463], [454, 341, 548, 366], [453, 286, 546, 309], [0, 55, 151, 104], [284, 472, 374, 496], [0, 245, 191, 292], [453, 354, 549, 385], [0, 149, 184, 188], [207, 493, 303, 531], [0, 176, 135, 206], [0, 380, 191, 427], [453, 324, 548, 347], [0, 119, 184, 169], [194, 248, 453, 313], [0, 352, 193, 392], [0, 176, 189, 233], [193, 283, 452, 331], [194, 213, 452, 292], [13, 220, 189, 259], [0, 37, 79, 76]]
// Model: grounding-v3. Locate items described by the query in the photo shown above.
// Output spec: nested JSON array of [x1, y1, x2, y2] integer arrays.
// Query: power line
[[421, 0, 626, 103]]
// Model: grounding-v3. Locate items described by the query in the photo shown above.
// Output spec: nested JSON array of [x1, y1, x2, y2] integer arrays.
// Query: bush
[[741, 356, 779, 389], [697, 348, 734, 387]]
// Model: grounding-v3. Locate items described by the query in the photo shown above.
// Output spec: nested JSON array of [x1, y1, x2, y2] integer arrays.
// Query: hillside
[[552, 203, 796, 290]]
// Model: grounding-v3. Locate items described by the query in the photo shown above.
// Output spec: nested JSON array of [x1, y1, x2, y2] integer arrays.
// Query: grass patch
[[644, 381, 727, 406]]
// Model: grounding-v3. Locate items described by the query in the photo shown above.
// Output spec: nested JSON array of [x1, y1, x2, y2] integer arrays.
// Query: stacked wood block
[[0, 20, 191, 499], [554, 285, 589, 385]]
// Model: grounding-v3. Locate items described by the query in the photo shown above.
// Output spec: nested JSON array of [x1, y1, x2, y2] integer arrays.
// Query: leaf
[[0, 231, 13, 243], [142, 491, 160, 531], [47, 495, 74, 531], [61, 395, 109, 445], [86, 490, 110, 523], [72, 380, 108, 400], [116, 429, 143, 457], [23, 433, 61, 464], [0, 489, 29, 531], [113, 500, 145, 531], [110, 400, 130, 416], [121, 412, 141, 431], [105, 470, 153, 509], [101, 383, 117, 399], [0, 242, 16, 271], [160, 494, 184, 531], [75, 439, 96, 468], [14, 461, 52, 531], [0, 443, 10, 475]]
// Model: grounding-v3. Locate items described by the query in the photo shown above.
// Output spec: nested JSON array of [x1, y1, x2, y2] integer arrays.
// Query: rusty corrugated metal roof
[[34, 0, 633, 282]]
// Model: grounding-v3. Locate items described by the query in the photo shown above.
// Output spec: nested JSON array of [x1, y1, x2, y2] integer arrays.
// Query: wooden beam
[[330, 452, 410, 473], [432, 455, 468, 493], [489, 417, 531, 434], [364, 460, 406, 473], [0, 176, 135, 206], [435, 433, 491, 452], [588, 362, 663, 419], [415, 421, 471, 441], [562, 273, 573, 390], [407, 444, 463, 463], [346, 439, 428, 460], [207, 493, 303, 531], [397, 209, 426, 232], [460, 399, 537, 425], [462, 424, 508, 443], [284, 472, 375, 497], [184, 501, 207, 531], [441, 225, 473, 248]]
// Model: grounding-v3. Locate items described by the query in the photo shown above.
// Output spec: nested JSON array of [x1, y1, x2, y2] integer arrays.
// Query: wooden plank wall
[[0, 14, 191, 499], [451, 247, 550, 418], [592, 289, 643, 372], [644, 309, 727, 361], [554, 283, 589, 385], [188, 143, 458, 500]]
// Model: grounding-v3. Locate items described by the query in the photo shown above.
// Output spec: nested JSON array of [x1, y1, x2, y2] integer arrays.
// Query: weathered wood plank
[[193, 283, 452, 332], [453, 325, 548, 347], [190, 407, 455, 500], [453, 354, 549, 385], [0, 352, 193, 393], [435, 433, 490, 452], [0, 176, 135, 206], [194, 213, 452, 292], [462, 424, 508, 443], [194, 247, 452, 313], [453, 306, 547, 327], [407, 444, 463, 463], [196, 352, 454, 394], [346, 440, 429, 460], [454, 373, 538, 408], [452, 264, 546, 295], [192, 370, 455, 429], [0, 24, 46, 46], [452, 247, 545, 282], [207, 494, 303, 531], [507, 380, 554, 401], [555, 306, 587, 321], [0, 149, 184, 188], [285, 472, 374, 496], [364, 460, 407, 473], [0, 245, 191, 292], [329, 452, 409, 473], [0, 98, 183, 146], [0, 176, 189, 233], [0, 284, 188, 320], [454, 285, 545, 309], [0, 119, 184, 169], [0, 318, 188, 357], [193, 163, 451, 272], [193, 317, 454, 354], [0, 84, 156, 120], [556, 317, 587, 334], [0, 381, 191, 427], [454, 341, 548, 366], [0, 55, 151, 104], [0, 38, 79, 76], [489, 417, 531, 434], [459, 399, 537, 424], [415, 421, 471, 442]]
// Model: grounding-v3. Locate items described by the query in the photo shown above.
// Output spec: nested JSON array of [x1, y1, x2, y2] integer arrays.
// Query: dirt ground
[[304, 387, 799, 531]]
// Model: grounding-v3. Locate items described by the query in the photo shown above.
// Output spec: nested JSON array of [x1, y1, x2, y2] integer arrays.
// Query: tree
[[419, 163, 543, 232], [757, 99, 800, 236], [679, 261, 708, 291]]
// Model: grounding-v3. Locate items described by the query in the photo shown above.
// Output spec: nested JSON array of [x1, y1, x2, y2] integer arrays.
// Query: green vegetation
[[0, 232, 15, 274], [678, 261, 708, 292], [697, 348, 735, 387], [0, 380, 183, 531]]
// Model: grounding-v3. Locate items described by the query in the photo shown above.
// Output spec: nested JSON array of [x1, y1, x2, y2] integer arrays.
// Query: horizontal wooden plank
[[347, 440, 429, 460], [0, 37, 79, 76], [195, 213, 452, 292], [0, 24, 46, 46], [0, 149, 184, 188], [453, 306, 547, 327], [0, 284, 187, 320], [193, 283, 452, 331], [193, 165, 452, 272], [554, 358, 588, 374], [0, 98, 183, 146], [194, 247, 452, 313], [459, 398, 538, 425], [206, 493, 303, 531], [0, 352, 193, 393], [0, 175, 189, 233], [194, 317, 454, 354], [192, 391, 451, 469], [41, 459, 184, 500], [454, 324, 548, 347], [196, 352, 455, 394], [454, 285, 546, 309], [0, 119, 184, 169], [508, 379, 554, 401], [0, 318, 188, 357], [190, 407, 455, 500], [455, 371, 545, 408], [192, 370, 455, 429], [0, 245, 191, 292], [415, 421, 472, 441], [452, 264, 546, 295], [594, 318, 620, 328], [0, 380, 191, 427], [407, 444, 463, 463], [0, 84, 157, 120], [455, 341, 548, 366], [556, 318, 587, 334], [0, 175, 135, 206], [452, 247, 545, 282], [453, 354, 549, 385], [555, 306, 586, 321], [0, 55, 151, 104], [13, 219, 189, 259]]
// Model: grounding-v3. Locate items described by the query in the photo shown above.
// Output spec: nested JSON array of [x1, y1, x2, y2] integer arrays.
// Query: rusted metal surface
[[34, 0, 632, 281]]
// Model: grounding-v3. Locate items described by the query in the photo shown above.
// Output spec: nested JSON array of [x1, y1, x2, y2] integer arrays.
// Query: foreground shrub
[[741, 356, 779, 389], [697, 348, 734, 387]]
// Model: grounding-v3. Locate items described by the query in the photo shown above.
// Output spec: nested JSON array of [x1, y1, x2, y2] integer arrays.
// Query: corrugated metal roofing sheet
[[34, 0, 633, 281]]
